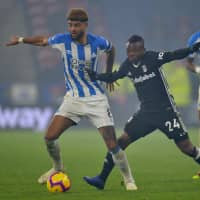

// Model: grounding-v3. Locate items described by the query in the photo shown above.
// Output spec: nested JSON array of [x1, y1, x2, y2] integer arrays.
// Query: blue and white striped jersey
[[187, 31, 200, 59], [48, 33, 112, 97]]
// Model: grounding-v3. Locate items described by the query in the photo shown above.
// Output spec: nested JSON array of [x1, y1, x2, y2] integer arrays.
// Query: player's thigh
[[124, 110, 156, 143], [98, 126, 118, 150], [87, 96, 114, 129], [45, 115, 76, 140], [55, 95, 82, 124], [158, 109, 188, 142]]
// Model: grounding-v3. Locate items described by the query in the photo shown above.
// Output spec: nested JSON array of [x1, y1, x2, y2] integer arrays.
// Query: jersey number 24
[[165, 118, 181, 132]]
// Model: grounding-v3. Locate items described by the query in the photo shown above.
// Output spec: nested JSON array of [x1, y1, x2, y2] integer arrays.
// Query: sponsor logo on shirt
[[134, 72, 156, 83], [158, 52, 164, 60], [71, 58, 92, 69]]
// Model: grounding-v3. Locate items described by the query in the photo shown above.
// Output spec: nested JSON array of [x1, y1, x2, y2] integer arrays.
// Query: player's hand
[[106, 81, 120, 92], [6, 36, 20, 46], [106, 83, 114, 92], [85, 68, 97, 81], [191, 41, 200, 52]]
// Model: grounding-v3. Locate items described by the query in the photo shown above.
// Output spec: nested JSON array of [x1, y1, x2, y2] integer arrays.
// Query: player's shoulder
[[143, 50, 157, 60], [87, 33, 97, 40], [49, 32, 71, 44], [145, 50, 164, 61], [188, 31, 200, 47], [145, 50, 158, 57], [87, 33, 108, 43]]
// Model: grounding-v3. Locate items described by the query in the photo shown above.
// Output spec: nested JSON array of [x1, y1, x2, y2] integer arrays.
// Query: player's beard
[[72, 31, 85, 41]]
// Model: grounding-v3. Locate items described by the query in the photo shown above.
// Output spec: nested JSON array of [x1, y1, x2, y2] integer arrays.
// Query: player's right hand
[[6, 36, 20, 46], [191, 41, 200, 52], [106, 81, 120, 93]]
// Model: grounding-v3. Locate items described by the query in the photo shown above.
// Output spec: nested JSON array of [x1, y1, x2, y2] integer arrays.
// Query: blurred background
[[1, 0, 200, 131]]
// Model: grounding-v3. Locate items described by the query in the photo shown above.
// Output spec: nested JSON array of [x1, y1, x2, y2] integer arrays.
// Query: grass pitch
[[0, 128, 199, 200]]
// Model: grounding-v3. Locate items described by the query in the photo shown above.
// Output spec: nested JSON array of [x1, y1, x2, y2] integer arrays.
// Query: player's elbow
[[107, 46, 115, 56], [40, 38, 49, 46], [41, 43, 48, 46], [110, 46, 115, 55]]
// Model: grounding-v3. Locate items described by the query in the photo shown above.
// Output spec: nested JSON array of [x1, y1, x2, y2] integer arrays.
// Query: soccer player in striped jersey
[[6, 8, 137, 190], [84, 35, 200, 189], [186, 31, 200, 179]]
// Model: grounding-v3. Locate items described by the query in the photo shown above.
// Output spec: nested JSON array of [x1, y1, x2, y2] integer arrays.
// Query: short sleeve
[[97, 36, 112, 52], [187, 31, 200, 47], [48, 33, 67, 50], [187, 32, 200, 59]]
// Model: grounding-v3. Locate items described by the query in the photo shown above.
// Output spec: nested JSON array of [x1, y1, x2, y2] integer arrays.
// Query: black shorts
[[124, 107, 188, 142]]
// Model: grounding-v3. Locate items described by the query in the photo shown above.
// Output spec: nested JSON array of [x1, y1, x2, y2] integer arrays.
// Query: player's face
[[127, 42, 145, 62], [67, 20, 87, 40]]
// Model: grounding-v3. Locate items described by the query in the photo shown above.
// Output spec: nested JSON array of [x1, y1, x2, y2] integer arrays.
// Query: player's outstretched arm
[[6, 35, 49, 47], [159, 42, 200, 64], [86, 61, 128, 83], [86, 69, 121, 83]]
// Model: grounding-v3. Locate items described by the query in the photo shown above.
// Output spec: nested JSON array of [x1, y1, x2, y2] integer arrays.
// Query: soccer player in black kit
[[83, 35, 200, 190]]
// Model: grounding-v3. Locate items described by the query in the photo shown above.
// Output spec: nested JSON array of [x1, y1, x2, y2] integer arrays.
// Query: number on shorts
[[107, 108, 112, 118], [165, 118, 180, 132]]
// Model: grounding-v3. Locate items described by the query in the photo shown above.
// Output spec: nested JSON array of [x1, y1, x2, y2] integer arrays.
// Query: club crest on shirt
[[158, 52, 164, 60]]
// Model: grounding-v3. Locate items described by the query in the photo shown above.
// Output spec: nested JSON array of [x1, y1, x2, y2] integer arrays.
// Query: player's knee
[[107, 142, 118, 151], [118, 138, 129, 150], [45, 132, 59, 141], [176, 139, 196, 157], [117, 139, 125, 150], [117, 133, 132, 150], [99, 126, 118, 150]]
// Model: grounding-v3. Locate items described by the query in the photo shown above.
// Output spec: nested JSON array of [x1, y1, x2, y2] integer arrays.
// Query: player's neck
[[75, 33, 87, 45]]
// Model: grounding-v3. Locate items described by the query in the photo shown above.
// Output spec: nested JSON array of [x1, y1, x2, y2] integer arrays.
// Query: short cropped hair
[[128, 35, 144, 44], [67, 8, 88, 22]]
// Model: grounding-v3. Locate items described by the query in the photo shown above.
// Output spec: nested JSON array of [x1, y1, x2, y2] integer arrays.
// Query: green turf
[[0, 128, 199, 200]]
